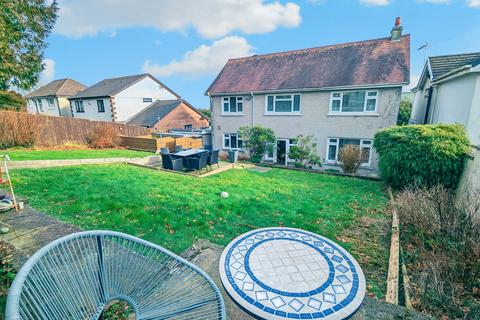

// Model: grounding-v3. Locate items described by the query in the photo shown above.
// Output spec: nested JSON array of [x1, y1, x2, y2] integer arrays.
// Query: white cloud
[[143, 36, 254, 78], [38, 59, 55, 86], [359, 0, 391, 6], [467, 0, 480, 7], [55, 0, 301, 39]]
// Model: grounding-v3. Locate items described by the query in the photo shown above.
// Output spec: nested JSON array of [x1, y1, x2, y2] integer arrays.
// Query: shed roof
[[207, 35, 410, 94], [126, 99, 205, 128]]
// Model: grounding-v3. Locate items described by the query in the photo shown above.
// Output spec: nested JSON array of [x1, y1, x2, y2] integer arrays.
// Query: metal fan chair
[[5, 231, 226, 320]]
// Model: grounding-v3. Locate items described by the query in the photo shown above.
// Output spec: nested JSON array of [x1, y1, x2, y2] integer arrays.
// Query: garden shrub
[[288, 134, 320, 168], [394, 186, 480, 318], [0, 90, 26, 112], [238, 125, 276, 163], [86, 126, 120, 149], [338, 144, 362, 174], [373, 124, 470, 189], [397, 100, 412, 126], [0, 111, 39, 148]]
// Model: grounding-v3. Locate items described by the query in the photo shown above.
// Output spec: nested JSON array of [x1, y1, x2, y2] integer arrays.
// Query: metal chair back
[[5, 231, 225, 320]]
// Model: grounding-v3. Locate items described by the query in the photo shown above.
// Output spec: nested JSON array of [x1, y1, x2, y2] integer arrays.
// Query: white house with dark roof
[[206, 19, 410, 171], [411, 52, 480, 146], [25, 79, 86, 117], [68, 73, 179, 122]]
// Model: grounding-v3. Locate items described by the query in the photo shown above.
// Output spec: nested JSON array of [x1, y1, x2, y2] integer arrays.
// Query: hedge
[[373, 124, 471, 189]]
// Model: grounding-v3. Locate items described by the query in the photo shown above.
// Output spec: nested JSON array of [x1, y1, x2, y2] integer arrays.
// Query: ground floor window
[[97, 99, 105, 112], [326, 138, 372, 165], [223, 133, 243, 149], [74, 101, 85, 113]]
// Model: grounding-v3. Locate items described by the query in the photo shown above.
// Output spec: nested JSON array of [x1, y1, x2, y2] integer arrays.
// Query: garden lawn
[[6, 164, 390, 298], [1, 148, 152, 161]]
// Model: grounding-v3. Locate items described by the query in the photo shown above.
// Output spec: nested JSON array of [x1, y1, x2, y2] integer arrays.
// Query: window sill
[[323, 162, 373, 170], [327, 113, 380, 117], [221, 113, 245, 117], [264, 112, 303, 116]]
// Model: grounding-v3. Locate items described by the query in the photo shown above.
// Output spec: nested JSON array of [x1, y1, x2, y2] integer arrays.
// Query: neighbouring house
[[206, 18, 410, 171], [410, 52, 480, 191], [25, 79, 86, 117], [68, 73, 180, 122], [126, 99, 209, 131], [410, 52, 480, 145]]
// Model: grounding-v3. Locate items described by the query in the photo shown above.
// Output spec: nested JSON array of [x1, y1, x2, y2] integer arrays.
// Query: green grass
[[1, 148, 153, 161], [5, 164, 390, 298]]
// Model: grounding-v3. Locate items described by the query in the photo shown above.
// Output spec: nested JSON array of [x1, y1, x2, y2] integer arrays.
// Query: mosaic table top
[[219, 228, 366, 320]]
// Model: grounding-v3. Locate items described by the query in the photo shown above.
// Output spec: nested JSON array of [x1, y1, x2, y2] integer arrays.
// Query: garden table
[[219, 227, 366, 320], [174, 148, 208, 157]]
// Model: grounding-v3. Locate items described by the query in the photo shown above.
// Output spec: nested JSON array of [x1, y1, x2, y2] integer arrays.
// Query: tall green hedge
[[373, 124, 471, 189]]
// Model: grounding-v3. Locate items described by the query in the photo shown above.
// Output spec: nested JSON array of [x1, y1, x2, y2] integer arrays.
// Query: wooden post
[[386, 186, 399, 304]]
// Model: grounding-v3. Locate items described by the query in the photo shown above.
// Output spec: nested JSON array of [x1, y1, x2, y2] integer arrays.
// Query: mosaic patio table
[[219, 227, 366, 320]]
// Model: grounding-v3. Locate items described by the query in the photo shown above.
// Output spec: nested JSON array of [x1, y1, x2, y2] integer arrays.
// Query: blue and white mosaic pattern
[[219, 228, 366, 320]]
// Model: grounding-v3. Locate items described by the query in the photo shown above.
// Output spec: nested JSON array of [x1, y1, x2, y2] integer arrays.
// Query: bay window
[[326, 138, 372, 165], [223, 133, 243, 149], [329, 90, 378, 113], [266, 94, 301, 113], [223, 96, 243, 114]]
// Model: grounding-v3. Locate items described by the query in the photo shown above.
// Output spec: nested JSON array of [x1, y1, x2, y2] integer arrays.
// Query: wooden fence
[[0, 111, 149, 147], [120, 135, 203, 152]]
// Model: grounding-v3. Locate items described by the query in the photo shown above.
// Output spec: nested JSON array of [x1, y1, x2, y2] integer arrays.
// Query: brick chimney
[[391, 17, 403, 41]]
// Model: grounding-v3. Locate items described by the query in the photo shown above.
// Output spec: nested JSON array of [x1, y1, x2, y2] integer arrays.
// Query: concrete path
[[0, 203, 79, 268], [8, 157, 142, 169]]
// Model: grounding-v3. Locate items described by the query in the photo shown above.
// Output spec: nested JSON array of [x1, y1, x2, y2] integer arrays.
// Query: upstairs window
[[222, 97, 243, 113], [184, 124, 193, 131], [223, 133, 243, 150], [330, 90, 378, 113], [74, 100, 84, 113], [97, 100, 105, 113], [266, 94, 301, 113], [143, 98, 153, 103]]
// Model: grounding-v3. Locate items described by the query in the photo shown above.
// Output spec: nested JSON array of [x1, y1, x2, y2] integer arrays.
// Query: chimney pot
[[395, 17, 401, 27]]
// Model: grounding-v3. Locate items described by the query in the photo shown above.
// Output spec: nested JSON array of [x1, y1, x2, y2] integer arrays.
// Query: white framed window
[[36, 99, 44, 112], [223, 133, 243, 150], [184, 124, 193, 131], [143, 97, 153, 103], [97, 100, 105, 113], [329, 90, 378, 113], [266, 94, 301, 113], [326, 138, 372, 166], [74, 100, 85, 113], [222, 97, 243, 114], [47, 98, 55, 108]]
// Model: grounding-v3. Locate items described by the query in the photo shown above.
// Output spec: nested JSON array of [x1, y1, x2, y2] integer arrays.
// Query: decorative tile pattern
[[219, 227, 366, 319]]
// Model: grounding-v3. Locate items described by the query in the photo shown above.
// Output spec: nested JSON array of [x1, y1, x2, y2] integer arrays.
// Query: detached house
[[25, 79, 86, 117], [206, 19, 410, 170], [69, 73, 179, 122]]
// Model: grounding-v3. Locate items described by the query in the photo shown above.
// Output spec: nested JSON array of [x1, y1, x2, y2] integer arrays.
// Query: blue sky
[[40, 0, 480, 108]]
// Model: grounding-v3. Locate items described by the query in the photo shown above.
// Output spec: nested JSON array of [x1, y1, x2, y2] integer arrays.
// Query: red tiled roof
[[206, 35, 410, 94]]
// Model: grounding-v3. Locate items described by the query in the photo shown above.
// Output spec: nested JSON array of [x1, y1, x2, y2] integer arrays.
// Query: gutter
[[431, 65, 472, 85], [208, 82, 407, 96]]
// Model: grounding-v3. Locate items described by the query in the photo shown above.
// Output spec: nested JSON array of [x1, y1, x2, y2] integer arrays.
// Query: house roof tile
[[428, 52, 480, 80], [206, 35, 410, 94], [25, 79, 86, 98]]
